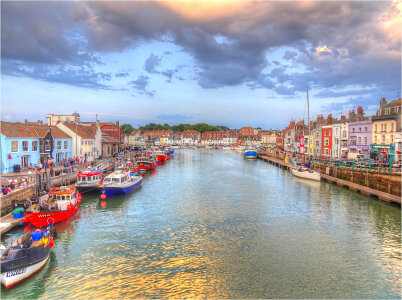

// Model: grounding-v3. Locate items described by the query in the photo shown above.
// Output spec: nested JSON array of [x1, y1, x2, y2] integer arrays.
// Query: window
[[382, 136, 386, 144], [64, 141, 68, 149], [45, 140, 51, 151], [350, 138, 357, 146], [365, 127, 368, 132], [324, 138, 329, 146], [384, 124, 387, 132], [81, 140, 84, 145], [22, 141, 29, 152], [359, 127, 361, 132], [57, 141, 62, 150], [352, 128, 355, 132], [385, 108, 390, 115], [391, 123, 394, 132], [335, 128, 338, 135], [364, 137, 367, 145], [11, 141, 18, 153], [342, 131, 346, 138], [391, 135, 394, 144], [358, 137, 361, 144], [32, 141, 38, 151], [324, 148, 329, 155]]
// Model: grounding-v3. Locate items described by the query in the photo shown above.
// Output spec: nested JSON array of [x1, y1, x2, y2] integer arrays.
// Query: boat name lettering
[[7, 268, 27, 277], [39, 213, 53, 218]]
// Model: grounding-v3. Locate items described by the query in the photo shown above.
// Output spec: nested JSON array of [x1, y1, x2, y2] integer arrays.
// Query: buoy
[[101, 201, 106, 208], [101, 194, 107, 200]]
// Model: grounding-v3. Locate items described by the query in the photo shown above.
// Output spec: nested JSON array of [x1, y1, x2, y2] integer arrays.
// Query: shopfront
[[370, 144, 395, 163]]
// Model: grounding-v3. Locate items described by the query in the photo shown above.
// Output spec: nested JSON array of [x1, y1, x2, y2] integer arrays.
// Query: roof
[[102, 135, 120, 143], [1, 122, 71, 139], [383, 99, 401, 108], [61, 122, 97, 139]]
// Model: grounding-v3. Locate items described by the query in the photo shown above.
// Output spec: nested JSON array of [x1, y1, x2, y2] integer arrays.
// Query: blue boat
[[170, 149, 174, 155], [101, 171, 143, 197], [244, 149, 257, 159]]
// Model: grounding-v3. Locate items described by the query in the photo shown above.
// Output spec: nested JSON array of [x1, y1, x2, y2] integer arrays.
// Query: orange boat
[[24, 186, 82, 227]]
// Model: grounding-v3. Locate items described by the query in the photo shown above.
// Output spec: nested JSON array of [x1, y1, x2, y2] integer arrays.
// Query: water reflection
[[1, 149, 400, 299]]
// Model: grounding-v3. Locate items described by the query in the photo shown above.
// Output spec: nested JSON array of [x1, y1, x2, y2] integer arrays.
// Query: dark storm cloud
[[1, 1, 400, 100]]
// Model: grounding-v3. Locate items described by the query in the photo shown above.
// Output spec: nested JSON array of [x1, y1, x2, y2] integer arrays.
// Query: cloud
[[115, 72, 129, 78], [130, 75, 154, 96], [144, 53, 161, 74], [1, 1, 400, 102]]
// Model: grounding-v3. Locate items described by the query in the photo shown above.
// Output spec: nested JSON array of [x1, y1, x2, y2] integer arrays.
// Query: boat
[[117, 162, 139, 177], [154, 150, 167, 162], [100, 171, 143, 197], [136, 157, 156, 171], [244, 149, 257, 159], [75, 170, 104, 193], [24, 186, 81, 227], [291, 167, 321, 181], [165, 149, 171, 160], [1, 226, 55, 289]]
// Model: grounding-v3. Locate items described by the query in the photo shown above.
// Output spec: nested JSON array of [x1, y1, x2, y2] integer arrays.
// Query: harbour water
[[2, 149, 401, 298]]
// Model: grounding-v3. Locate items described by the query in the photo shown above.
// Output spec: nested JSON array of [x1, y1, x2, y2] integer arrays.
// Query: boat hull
[[244, 150, 257, 159], [291, 169, 321, 181], [25, 203, 80, 227], [75, 185, 100, 194], [157, 155, 166, 162], [1, 243, 51, 289], [103, 178, 142, 197]]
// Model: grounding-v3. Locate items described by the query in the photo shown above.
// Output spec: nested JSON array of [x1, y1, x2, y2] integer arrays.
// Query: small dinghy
[[291, 167, 321, 182]]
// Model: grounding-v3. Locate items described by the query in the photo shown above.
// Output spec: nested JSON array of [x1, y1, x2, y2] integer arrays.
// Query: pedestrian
[[22, 180, 27, 189], [17, 177, 22, 187], [6, 186, 11, 194], [10, 180, 15, 190], [2, 185, 8, 195]]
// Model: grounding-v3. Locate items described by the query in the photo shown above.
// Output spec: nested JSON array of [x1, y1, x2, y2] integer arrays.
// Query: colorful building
[[348, 120, 372, 159]]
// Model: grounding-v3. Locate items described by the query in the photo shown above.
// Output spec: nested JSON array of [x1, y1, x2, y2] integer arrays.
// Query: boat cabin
[[103, 173, 131, 185], [76, 171, 103, 184]]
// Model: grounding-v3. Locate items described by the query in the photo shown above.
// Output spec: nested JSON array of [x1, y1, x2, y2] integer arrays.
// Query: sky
[[1, 1, 401, 129]]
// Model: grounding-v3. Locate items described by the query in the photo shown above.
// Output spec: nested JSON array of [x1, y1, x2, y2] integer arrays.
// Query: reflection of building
[[371, 98, 401, 163]]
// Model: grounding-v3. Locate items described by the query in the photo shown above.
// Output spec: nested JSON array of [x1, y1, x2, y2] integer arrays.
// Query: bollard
[[369, 163, 371, 171], [390, 164, 392, 173], [379, 164, 381, 172]]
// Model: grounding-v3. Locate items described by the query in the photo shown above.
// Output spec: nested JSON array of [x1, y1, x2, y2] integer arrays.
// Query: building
[[371, 98, 401, 163], [348, 120, 372, 159], [57, 121, 102, 162], [283, 121, 295, 152], [1, 122, 72, 173], [181, 130, 201, 146], [47, 111, 80, 126], [331, 123, 342, 158], [102, 135, 120, 157], [340, 119, 348, 158]]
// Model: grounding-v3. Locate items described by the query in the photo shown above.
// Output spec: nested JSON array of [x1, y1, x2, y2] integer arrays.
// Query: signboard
[[81, 145, 90, 150], [382, 148, 388, 154], [300, 136, 304, 147]]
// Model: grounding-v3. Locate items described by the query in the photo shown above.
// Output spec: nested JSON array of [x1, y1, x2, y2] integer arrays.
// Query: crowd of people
[[1, 177, 29, 195]]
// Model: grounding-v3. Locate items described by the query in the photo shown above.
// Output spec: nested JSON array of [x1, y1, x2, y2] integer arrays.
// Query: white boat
[[291, 167, 321, 182], [101, 171, 143, 197]]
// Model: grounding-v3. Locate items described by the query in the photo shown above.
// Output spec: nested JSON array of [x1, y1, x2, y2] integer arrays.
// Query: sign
[[382, 148, 388, 154], [81, 145, 90, 150]]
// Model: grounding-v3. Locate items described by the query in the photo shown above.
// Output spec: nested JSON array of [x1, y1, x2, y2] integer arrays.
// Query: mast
[[307, 90, 310, 136]]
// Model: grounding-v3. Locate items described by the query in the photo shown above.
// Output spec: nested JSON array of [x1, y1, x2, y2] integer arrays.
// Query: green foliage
[[138, 123, 225, 133], [120, 124, 134, 134]]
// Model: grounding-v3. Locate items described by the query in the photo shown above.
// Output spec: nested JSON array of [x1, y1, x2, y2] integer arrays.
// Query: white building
[[57, 121, 102, 161], [341, 123, 348, 157], [332, 123, 342, 158]]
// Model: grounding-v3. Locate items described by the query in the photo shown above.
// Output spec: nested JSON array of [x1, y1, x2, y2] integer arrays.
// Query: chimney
[[327, 114, 333, 125], [357, 106, 364, 117], [116, 121, 119, 127], [38, 120, 43, 125], [25, 119, 28, 124], [380, 97, 387, 107]]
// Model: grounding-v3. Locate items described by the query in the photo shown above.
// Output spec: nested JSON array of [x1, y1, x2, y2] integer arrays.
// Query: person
[[10, 180, 15, 190], [17, 177, 22, 187], [2, 185, 8, 195], [6, 186, 11, 194], [22, 180, 27, 189]]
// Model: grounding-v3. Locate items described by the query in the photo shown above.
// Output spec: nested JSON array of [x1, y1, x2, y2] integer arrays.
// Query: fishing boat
[[1, 226, 55, 289], [136, 157, 156, 171], [291, 167, 321, 181], [75, 170, 104, 193], [23, 186, 81, 227], [165, 149, 171, 160], [244, 149, 257, 159], [100, 171, 143, 197], [154, 150, 166, 162]]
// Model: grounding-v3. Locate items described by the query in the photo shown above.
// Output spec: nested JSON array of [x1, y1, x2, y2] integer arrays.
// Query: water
[[2, 149, 401, 298]]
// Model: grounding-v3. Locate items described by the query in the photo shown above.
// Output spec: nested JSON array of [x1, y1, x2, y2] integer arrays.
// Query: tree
[[120, 124, 134, 134]]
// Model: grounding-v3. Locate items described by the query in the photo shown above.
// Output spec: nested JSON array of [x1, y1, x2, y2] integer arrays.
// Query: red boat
[[136, 158, 156, 171], [24, 186, 81, 227], [154, 151, 166, 162]]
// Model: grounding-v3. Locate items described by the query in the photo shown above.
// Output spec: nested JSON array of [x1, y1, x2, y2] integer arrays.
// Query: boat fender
[[100, 194, 107, 200], [49, 237, 54, 248]]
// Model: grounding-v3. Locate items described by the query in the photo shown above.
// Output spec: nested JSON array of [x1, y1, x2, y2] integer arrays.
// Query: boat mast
[[307, 90, 310, 136]]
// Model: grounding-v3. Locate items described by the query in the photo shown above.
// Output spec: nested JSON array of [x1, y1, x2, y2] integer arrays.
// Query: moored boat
[[24, 186, 81, 227], [291, 167, 321, 182], [154, 151, 167, 162], [244, 149, 257, 159], [101, 171, 143, 197], [75, 170, 104, 193], [136, 157, 156, 171], [1, 226, 55, 289]]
